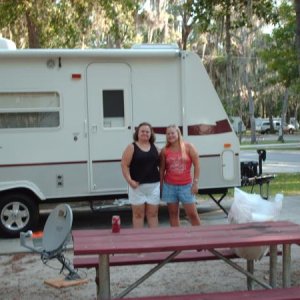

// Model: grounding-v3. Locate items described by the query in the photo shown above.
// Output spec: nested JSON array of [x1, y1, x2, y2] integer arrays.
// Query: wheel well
[[0, 188, 40, 206]]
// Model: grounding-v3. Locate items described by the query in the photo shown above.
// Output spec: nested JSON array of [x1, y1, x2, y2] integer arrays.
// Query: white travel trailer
[[0, 39, 240, 237]]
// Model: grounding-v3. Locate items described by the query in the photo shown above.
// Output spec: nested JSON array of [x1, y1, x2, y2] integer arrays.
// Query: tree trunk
[[240, 29, 256, 143], [181, 13, 192, 50], [248, 86, 256, 144], [294, 102, 300, 125], [244, 0, 256, 143], [225, 9, 233, 114], [294, 0, 300, 76], [278, 88, 289, 142], [25, 12, 40, 48]]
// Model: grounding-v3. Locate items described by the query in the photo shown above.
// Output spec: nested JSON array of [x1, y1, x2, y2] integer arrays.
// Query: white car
[[283, 123, 296, 134], [256, 120, 273, 134], [256, 120, 296, 134]]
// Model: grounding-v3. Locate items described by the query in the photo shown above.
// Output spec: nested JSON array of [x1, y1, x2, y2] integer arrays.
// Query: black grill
[[240, 161, 258, 178]]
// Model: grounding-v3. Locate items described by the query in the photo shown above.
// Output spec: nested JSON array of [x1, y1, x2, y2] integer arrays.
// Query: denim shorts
[[161, 182, 195, 204]]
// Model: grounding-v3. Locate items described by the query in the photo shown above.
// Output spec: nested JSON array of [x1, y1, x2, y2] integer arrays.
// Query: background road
[[240, 133, 300, 173], [240, 150, 300, 173]]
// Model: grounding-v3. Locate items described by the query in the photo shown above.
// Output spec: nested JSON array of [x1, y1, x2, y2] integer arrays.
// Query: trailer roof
[[0, 48, 181, 59]]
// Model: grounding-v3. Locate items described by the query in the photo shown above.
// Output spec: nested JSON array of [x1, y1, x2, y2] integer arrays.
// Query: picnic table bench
[[73, 248, 281, 291], [74, 248, 239, 268], [122, 286, 300, 300]]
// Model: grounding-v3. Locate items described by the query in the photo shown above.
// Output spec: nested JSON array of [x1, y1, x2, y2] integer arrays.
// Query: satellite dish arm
[[20, 231, 43, 254]]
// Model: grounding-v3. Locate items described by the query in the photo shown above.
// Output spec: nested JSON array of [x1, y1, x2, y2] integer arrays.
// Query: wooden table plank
[[73, 221, 300, 255], [72, 221, 296, 238]]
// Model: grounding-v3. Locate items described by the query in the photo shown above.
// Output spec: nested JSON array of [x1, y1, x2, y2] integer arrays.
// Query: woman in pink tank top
[[160, 125, 201, 226]]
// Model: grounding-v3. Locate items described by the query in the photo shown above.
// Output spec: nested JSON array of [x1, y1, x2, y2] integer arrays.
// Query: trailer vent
[[131, 43, 179, 49]]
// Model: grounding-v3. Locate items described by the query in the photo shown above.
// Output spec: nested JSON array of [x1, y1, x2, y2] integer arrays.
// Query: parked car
[[256, 120, 273, 134], [256, 120, 295, 134], [273, 121, 281, 132], [256, 120, 281, 134], [290, 118, 299, 130], [283, 123, 296, 134]]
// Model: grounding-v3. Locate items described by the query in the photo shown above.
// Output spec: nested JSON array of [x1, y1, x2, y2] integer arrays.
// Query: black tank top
[[130, 143, 160, 184]]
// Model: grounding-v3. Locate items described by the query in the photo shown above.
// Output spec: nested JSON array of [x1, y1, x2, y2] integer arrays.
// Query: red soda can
[[112, 215, 121, 233]]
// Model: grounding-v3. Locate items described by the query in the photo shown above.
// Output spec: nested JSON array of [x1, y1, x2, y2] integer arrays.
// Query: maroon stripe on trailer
[[152, 126, 183, 135], [188, 119, 232, 136], [92, 159, 121, 164], [152, 120, 232, 136], [0, 160, 87, 168]]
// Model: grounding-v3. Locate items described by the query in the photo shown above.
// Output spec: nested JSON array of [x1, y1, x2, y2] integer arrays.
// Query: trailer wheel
[[0, 193, 39, 238]]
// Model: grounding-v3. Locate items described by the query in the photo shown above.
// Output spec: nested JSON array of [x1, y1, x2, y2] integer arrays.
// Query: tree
[[294, 0, 300, 75], [0, 0, 94, 48], [94, 0, 139, 48], [260, 0, 299, 142], [0, 0, 44, 48], [0, 0, 139, 48], [189, 0, 278, 120]]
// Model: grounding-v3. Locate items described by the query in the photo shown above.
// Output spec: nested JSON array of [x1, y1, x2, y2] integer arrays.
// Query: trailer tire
[[0, 193, 39, 238]]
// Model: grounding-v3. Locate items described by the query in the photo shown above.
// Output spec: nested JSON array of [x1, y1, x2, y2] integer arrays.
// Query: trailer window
[[102, 90, 125, 128], [0, 92, 60, 129]]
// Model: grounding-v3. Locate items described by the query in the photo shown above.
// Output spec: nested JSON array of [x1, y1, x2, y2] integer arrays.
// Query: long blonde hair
[[165, 125, 188, 159]]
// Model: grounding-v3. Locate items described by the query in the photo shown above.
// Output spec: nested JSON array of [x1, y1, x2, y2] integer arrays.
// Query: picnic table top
[[72, 220, 300, 256]]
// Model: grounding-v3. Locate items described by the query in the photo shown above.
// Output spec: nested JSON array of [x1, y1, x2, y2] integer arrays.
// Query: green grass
[[230, 173, 300, 197], [240, 140, 300, 151], [262, 173, 300, 196], [199, 173, 300, 201], [240, 132, 300, 147]]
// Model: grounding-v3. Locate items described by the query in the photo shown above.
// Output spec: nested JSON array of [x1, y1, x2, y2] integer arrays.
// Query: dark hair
[[133, 122, 156, 143]]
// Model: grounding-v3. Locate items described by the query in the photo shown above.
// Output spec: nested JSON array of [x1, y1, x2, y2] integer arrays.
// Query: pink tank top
[[164, 145, 192, 185]]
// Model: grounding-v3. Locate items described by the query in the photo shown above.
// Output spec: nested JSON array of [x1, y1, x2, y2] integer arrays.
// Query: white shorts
[[128, 182, 160, 205]]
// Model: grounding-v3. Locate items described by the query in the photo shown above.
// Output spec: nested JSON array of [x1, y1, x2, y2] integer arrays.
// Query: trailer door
[[87, 63, 132, 193]]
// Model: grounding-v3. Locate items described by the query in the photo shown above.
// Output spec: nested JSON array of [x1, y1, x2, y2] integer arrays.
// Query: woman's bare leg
[[183, 203, 201, 226], [167, 203, 180, 227], [145, 204, 159, 228], [131, 204, 145, 228]]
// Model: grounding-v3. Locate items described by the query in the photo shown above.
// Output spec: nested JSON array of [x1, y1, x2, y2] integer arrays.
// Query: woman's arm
[[188, 143, 200, 194], [121, 144, 139, 188], [155, 145, 161, 155], [159, 147, 166, 187]]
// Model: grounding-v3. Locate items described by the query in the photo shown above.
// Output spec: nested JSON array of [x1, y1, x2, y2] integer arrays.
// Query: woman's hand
[[191, 181, 198, 195], [129, 179, 139, 189]]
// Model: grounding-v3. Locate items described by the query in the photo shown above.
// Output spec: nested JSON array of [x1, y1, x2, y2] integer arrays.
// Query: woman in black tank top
[[121, 122, 160, 228]]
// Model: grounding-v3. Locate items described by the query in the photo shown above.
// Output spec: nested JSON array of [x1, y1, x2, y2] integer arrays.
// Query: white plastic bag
[[228, 188, 283, 260]]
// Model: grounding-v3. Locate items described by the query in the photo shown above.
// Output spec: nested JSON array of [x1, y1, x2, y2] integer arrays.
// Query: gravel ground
[[1, 246, 300, 300], [1, 196, 300, 299]]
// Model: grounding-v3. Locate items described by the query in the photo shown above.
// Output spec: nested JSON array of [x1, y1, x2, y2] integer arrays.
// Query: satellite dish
[[20, 204, 80, 280], [42, 204, 72, 253]]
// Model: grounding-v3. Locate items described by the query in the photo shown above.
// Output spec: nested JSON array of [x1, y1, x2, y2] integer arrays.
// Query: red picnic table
[[72, 221, 300, 300]]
